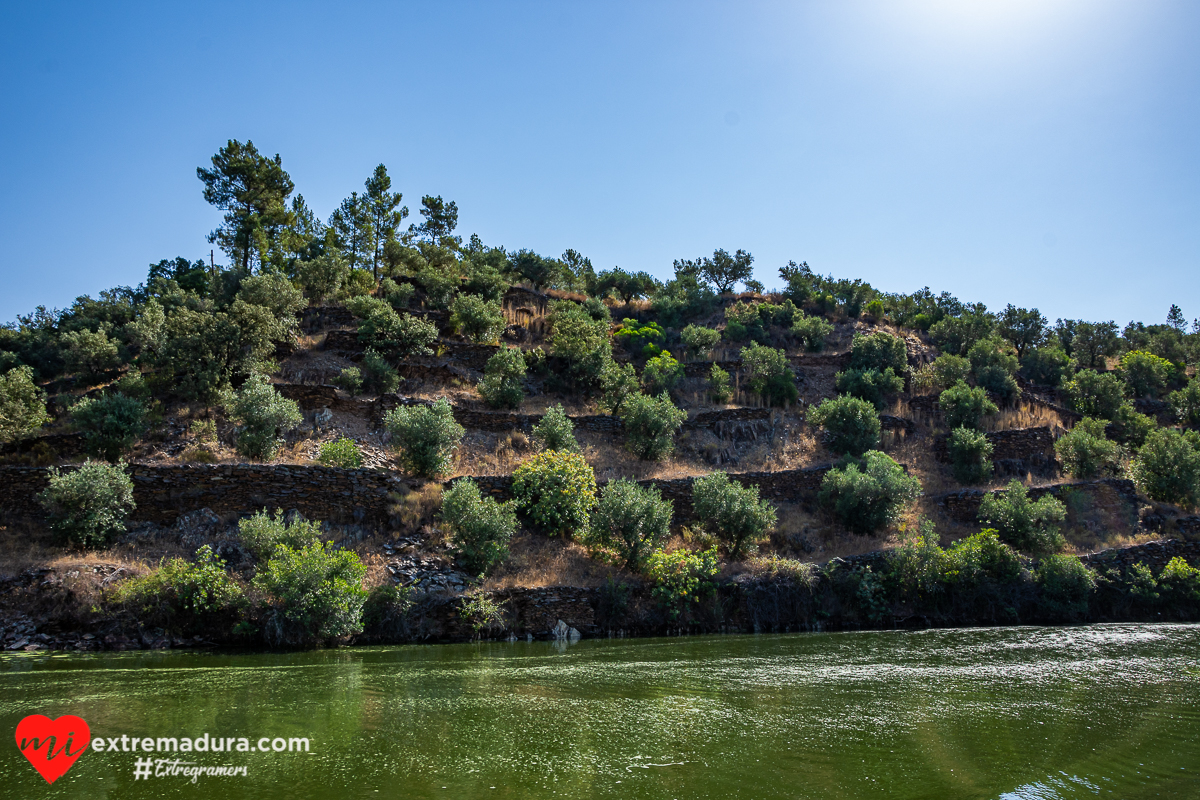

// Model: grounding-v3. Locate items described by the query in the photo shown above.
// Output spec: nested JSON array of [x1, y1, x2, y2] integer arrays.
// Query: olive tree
[[584, 478, 674, 570], [692, 471, 777, 559], [384, 398, 465, 478]]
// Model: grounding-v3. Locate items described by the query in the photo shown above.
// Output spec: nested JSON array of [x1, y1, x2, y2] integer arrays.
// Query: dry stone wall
[[936, 478, 1139, 523]]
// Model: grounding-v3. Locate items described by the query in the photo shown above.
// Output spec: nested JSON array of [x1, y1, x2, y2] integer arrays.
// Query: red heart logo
[[15, 714, 91, 784]]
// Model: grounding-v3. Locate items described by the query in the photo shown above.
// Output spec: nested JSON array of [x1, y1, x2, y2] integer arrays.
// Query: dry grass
[[482, 533, 623, 590]]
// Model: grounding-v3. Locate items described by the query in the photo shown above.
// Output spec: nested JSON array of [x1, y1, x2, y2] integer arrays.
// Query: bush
[[598, 360, 640, 415], [1035, 555, 1095, 619], [532, 404, 579, 452], [723, 301, 766, 343], [318, 437, 363, 468], [708, 363, 733, 403], [614, 318, 665, 356], [383, 398, 465, 478], [740, 342, 797, 406], [849, 332, 908, 374], [1168, 378, 1200, 429], [818, 451, 921, 534], [807, 395, 881, 456], [1159, 556, 1200, 609], [361, 584, 417, 640], [1130, 428, 1200, 508], [939, 381, 998, 431], [459, 592, 508, 636], [1119, 350, 1174, 399], [237, 508, 323, 562], [680, 325, 721, 359], [354, 302, 438, 359], [947, 426, 993, 484], [620, 391, 687, 460], [477, 347, 526, 409], [380, 277, 416, 310], [692, 472, 778, 559], [512, 450, 598, 536], [929, 354, 972, 389], [929, 312, 995, 356], [441, 478, 518, 575], [1054, 418, 1119, 478], [330, 366, 363, 395], [450, 293, 505, 344], [1021, 346, 1073, 387], [1108, 402, 1156, 447], [236, 272, 306, 335], [642, 351, 684, 395], [550, 302, 613, 388], [791, 312, 833, 351], [253, 540, 368, 647], [978, 480, 1066, 556], [942, 529, 1022, 589], [1063, 369, 1125, 420], [646, 547, 719, 620], [70, 393, 148, 461], [584, 479, 674, 570], [114, 545, 245, 635], [38, 461, 136, 547], [968, 338, 1020, 401], [0, 365, 50, 443], [223, 374, 303, 461], [297, 250, 349, 302], [835, 367, 904, 410], [61, 328, 121, 381], [360, 349, 401, 395]]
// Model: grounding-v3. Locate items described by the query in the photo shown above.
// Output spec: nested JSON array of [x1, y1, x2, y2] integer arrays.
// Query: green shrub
[[253, 540, 368, 646], [61, 328, 121, 381], [1119, 350, 1174, 399], [318, 437, 363, 468], [708, 364, 733, 403], [849, 332, 908, 374], [740, 342, 797, 406], [929, 312, 995, 356], [968, 338, 1020, 401], [807, 395, 881, 456], [237, 508, 323, 562], [939, 380, 998, 431], [359, 349, 400, 394], [297, 250, 349, 302], [450, 293, 505, 344], [441, 478, 518, 575], [692, 471, 777, 559], [584, 478, 674, 570], [864, 299, 886, 320], [114, 545, 245, 635], [1054, 418, 1120, 478], [383, 398, 465, 478], [614, 318, 665, 355], [0, 365, 50, 443], [942, 529, 1022, 589], [646, 547, 719, 620], [339, 267, 375, 299], [929, 354, 972, 389], [550, 302, 613, 388], [680, 325, 721, 359], [380, 278, 416, 310], [532, 404, 579, 452], [236, 272, 306, 335], [947, 426, 993, 484], [642, 351, 684, 395], [332, 366, 364, 395], [38, 461, 136, 548], [723, 301, 766, 343], [512, 450, 598, 536], [361, 584, 417, 639], [818, 451, 921, 534], [791, 312, 833, 351], [458, 592, 508, 637], [1108, 402, 1156, 447], [620, 391, 687, 460], [1063, 369, 1125, 420], [978, 480, 1066, 556], [1130, 428, 1200, 508], [835, 367, 904, 410], [1168, 378, 1200, 429], [354, 302, 437, 359], [1158, 556, 1200, 609], [1021, 346, 1073, 387], [70, 393, 148, 461], [223, 374, 303, 461], [1035, 555, 1095, 619], [477, 347, 526, 409], [598, 360, 640, 415]]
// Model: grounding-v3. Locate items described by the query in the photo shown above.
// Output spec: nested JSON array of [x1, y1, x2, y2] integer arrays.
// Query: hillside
[[2, 142, 1200, 652]]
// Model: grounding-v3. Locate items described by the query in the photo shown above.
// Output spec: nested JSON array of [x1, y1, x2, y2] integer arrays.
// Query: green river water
[[1, 624, 1198, 799]]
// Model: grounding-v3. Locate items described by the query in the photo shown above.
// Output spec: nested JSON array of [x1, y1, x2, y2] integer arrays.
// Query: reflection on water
[[1, 624, 1198, 799]]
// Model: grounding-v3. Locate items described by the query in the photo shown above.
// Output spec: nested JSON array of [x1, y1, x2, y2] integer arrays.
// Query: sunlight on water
[[1, 624, 1198, 799]]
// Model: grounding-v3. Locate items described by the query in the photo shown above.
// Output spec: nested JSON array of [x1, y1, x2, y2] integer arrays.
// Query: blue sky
[[1, 1, 1197, 327]]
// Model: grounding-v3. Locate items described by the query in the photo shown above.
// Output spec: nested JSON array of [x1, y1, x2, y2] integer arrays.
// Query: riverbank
[[4, 536, 1198, 654]]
